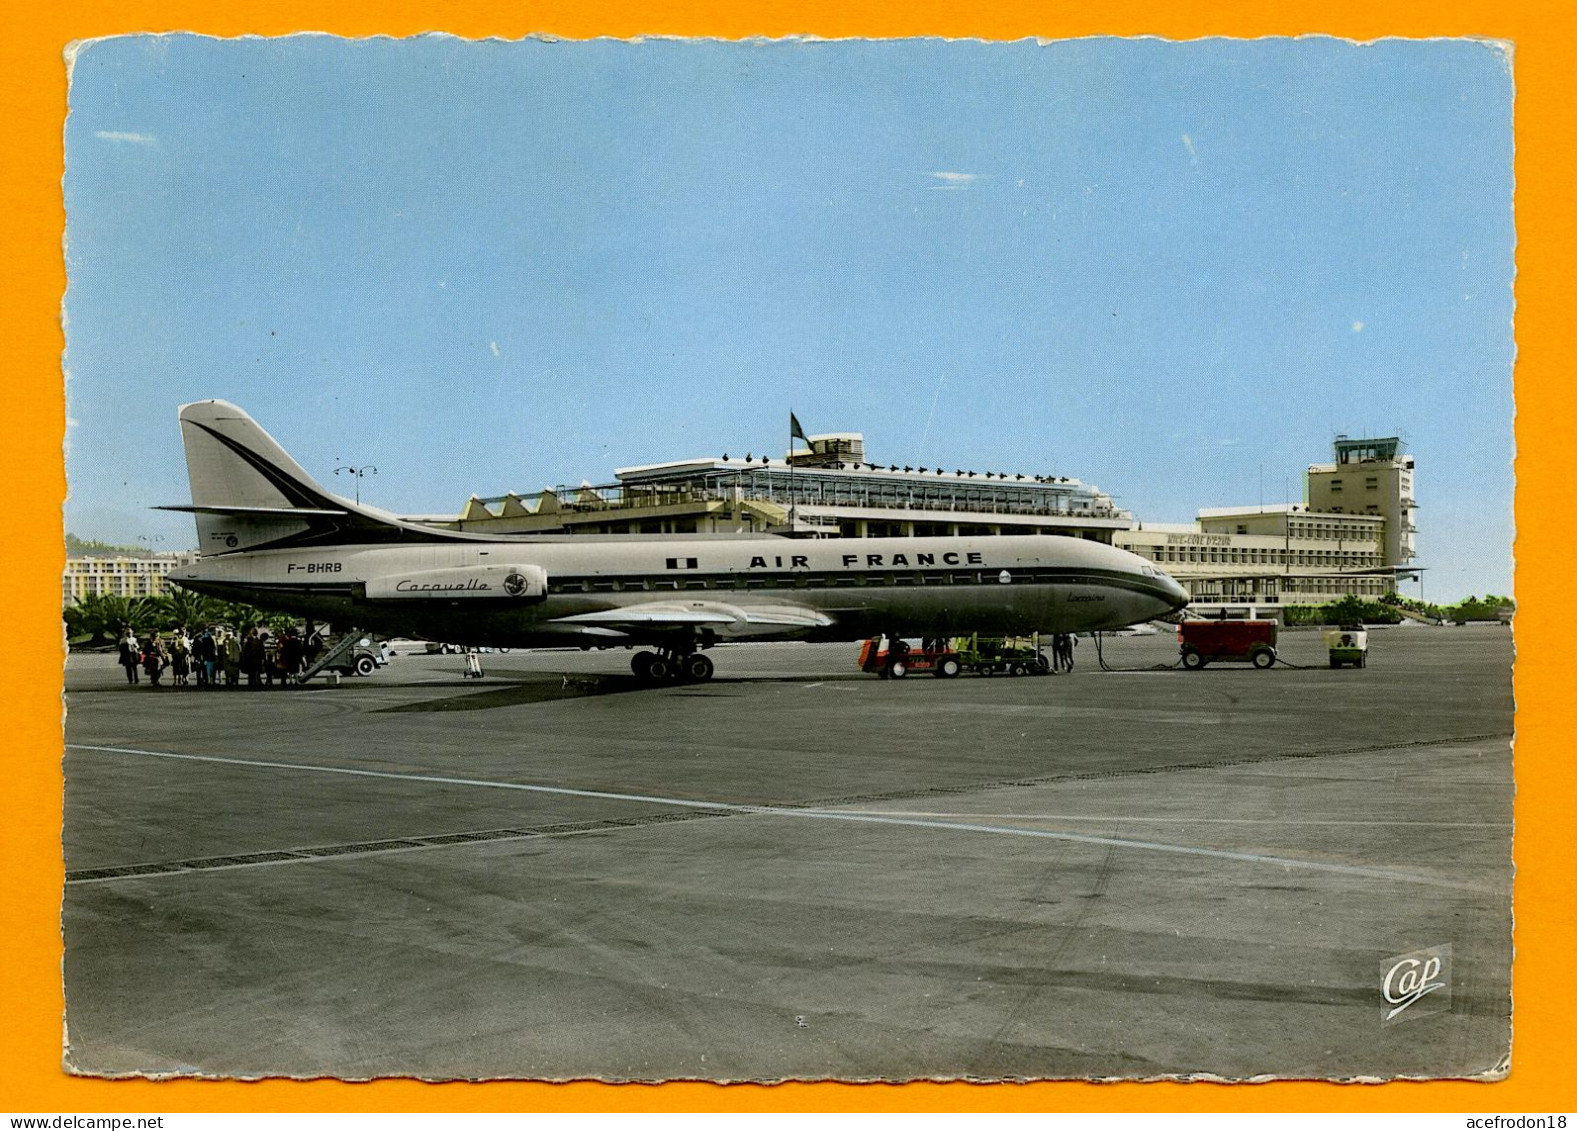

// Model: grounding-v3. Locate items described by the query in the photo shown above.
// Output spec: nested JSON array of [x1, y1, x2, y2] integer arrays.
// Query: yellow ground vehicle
[[1322, 626, 1369, 668], [952, 633, 1052, 676]]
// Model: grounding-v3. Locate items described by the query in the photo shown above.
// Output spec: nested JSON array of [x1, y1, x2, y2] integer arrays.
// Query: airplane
[[160, 400, 1190, 682]]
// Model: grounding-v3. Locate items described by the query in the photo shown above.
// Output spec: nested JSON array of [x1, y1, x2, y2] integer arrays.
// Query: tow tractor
[[858, 636, 962, 679], [1322, 625, 1369, 668], [953, 633, 1053, 676], [1177, 620, 1278, 670]]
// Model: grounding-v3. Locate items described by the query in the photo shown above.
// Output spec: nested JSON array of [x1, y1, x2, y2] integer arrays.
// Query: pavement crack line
[[65, 741, 1500, 891]]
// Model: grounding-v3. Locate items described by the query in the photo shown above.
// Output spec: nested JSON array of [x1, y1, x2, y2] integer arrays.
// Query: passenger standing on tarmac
[[142, 634, 167, 688], [1059, 633, 1078, 672], [240, 628, 264, 689], [117, 627, 140, 684], [464, 647, 483, 679], [304, 622, 325, 668], [193, 627, 217, 688], [170, 630, 191, 687], [261, 632, 281, 687], [1050, 633, 1066, 673], [221, 629, 242, 688], [280, 628, 304, 687]]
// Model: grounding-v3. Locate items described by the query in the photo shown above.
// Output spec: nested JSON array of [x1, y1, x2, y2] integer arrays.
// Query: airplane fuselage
[[171, 533, 1188, 649]]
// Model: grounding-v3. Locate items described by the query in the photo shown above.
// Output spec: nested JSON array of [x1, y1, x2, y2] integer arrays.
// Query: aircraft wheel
[[1181, 649, 1206, 670], [936, 657, 961, 678], [646, 655, 673, 681], [631, 651, 657, 679], [354, 655, 376, 677], [1252, 648, 1276, 670], [889, 660, 908, 679], [683, 653, 714, 682]]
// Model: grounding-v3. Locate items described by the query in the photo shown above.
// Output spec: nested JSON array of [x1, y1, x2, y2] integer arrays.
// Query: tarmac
[[60, 625, 1514, 1081]]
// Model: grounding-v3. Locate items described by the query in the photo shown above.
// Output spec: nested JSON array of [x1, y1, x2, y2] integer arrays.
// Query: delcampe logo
[[1381, 944, 1452, 1024]]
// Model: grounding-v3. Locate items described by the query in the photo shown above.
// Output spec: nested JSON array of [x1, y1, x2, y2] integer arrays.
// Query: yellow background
[[3, 1, 1570, 1114]]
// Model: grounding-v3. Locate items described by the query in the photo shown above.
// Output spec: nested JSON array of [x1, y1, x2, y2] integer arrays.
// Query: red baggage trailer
[[1177, 620, 1278, 670], [858, 636, 962, 679]]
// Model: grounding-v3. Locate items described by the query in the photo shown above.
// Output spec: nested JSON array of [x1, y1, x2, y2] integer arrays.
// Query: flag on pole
[[790, 412, 808, 445]]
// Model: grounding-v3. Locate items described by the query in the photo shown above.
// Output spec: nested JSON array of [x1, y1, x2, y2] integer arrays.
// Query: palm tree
[[63, 593, 157, 644], [152, 587, 219, 632], [62, 597, 106, 645], [212, 600, 265, 633]]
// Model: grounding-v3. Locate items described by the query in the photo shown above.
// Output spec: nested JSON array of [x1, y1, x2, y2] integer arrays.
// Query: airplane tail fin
[[162, 400, 458, 555]]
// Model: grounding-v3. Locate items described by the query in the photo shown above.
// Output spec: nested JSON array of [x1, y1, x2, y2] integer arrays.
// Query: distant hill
[[65, 533, 174, 557]]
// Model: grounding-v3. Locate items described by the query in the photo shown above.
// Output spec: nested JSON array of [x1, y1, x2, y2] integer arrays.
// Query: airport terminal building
[[451, 435, 1132, 543], [443, 432, 1419, 618]]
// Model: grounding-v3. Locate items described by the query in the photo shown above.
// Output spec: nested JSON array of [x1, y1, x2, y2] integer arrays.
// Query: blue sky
[[63, 35, 1515, 601]]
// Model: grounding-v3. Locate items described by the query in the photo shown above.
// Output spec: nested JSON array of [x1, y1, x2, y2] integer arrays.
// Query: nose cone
[[1105, 543, 1190, 624], [1157, 570, 1189, 615]]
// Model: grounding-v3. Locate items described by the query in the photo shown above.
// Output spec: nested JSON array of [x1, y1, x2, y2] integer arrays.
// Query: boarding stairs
[[297, 631, 363, 684], [1391, 606, 1441, 625]]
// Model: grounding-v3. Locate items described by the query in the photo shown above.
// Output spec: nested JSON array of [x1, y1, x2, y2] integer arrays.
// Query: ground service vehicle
[[334, 638, 389, 677], [303, 634, 389, 679], [1322, 626, 1369, 668], [953, 633, 1052, 676], [1177, 620, 1278, 670], [859, 636, 962, 679]]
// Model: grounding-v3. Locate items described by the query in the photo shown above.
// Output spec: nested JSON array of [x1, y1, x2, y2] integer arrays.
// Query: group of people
[[1049, 632, 1078, 672], [116, 624, 325, 689]]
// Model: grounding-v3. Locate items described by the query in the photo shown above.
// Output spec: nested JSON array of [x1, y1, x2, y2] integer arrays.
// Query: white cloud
[[489, 341, 501, 357], [1181, 134, 1198, 163], [94, 130, 156, 144], [1352, 321, 1365, 333], [927, 171, 980, 190]]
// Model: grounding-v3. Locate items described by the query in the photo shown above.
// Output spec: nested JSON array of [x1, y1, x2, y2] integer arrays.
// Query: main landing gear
[[630, 647, 715, 684]]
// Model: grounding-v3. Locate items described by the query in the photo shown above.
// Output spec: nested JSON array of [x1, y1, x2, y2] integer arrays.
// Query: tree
[[212, 600, 268, 633], [62, 593, 157, 644], [1445, 594, 1514, 623], [62, 597, 108, 644], [151, 587, 219, 631], [65, 533, 146, 555]]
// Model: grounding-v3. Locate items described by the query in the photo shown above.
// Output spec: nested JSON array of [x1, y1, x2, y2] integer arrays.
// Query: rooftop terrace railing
[[476, 476, 1131, 522]]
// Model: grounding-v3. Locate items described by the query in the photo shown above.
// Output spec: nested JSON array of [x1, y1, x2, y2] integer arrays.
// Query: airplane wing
[[550, 601, 834, 634], [551, 604, 737, 627], [733, 605, 836, 628]]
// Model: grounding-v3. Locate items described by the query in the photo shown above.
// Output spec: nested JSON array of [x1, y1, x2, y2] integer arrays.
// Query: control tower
[[1305, 436, 1417, 571]]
